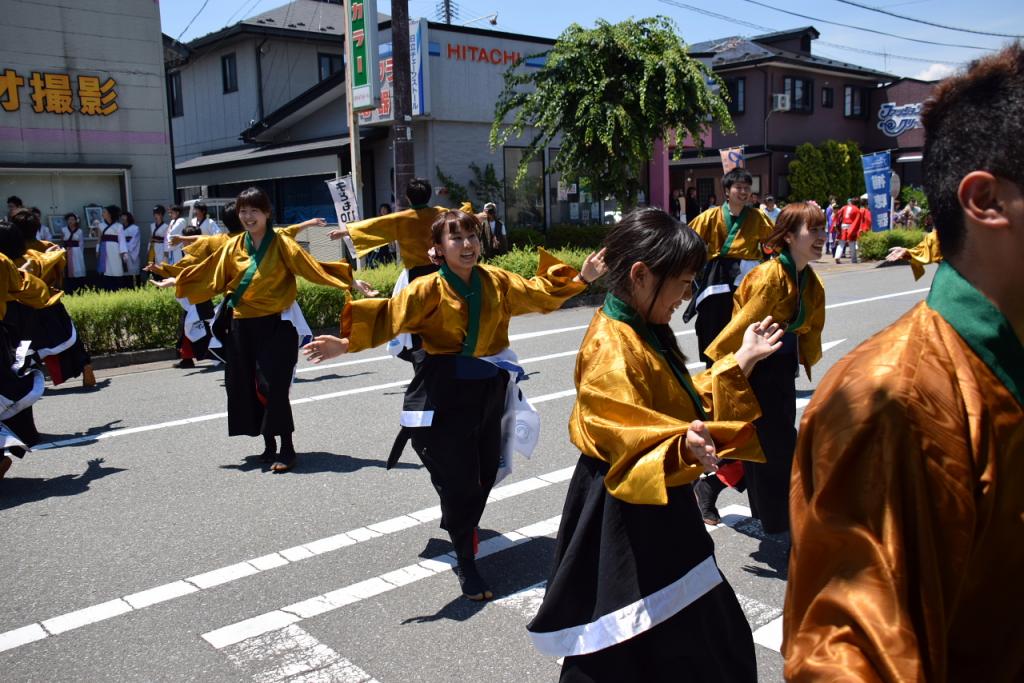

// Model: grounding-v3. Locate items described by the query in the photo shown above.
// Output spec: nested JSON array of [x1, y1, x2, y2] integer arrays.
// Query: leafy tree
[[786, 139, 865, 204], [491, 16, 732, 209], [435, 166, 469, 207], [468, 162, 503, 209]]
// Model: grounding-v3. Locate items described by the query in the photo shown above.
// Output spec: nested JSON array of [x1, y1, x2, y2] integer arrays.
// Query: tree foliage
[[435, 166, 469, 207], [468, 162, 503, 208], [490, 16, 732, 208], [786, 139, 866, 205]]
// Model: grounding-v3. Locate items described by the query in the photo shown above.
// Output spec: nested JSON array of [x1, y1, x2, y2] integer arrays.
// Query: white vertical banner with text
[[326, 175, 361, 262]]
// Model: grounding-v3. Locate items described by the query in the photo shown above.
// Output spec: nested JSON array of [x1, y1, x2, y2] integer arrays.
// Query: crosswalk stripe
[[222, 624, 379, 683]]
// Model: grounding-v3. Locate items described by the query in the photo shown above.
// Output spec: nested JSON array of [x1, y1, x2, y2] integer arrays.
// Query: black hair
[[221, 202, 243, 233], [105, 205, 122, 222], [153, 204, 166, 216], [922, 42, 1024, 259], [235, 187, 274, 230], [722, 168, 753, 191], [123, 212, 136, 226], [405, 178, 432, 206], [10, 209, 40, 241], [169, 204, 183, 216], [0, 219, 27, 261], [602, 208, 707, 321], [430, 209, 481, 245], [6, 196, 22, 207], [64, 212, 79, 224], [194, 202, 208, 216]]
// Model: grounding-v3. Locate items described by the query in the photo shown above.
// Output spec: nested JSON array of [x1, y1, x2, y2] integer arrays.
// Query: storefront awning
[[175, 136, 354, 173]]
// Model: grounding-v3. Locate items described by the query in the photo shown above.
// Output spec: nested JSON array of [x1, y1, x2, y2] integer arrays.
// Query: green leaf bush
[[857, 228, 925, 261], [62, 246, 601, 356]]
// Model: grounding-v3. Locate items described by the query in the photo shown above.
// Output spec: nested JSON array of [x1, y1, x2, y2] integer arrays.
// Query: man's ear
[[959, 171, 1011, 230]]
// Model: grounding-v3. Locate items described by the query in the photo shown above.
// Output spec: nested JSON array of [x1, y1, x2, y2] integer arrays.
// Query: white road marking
[[222, 624, 379, 683], [202, 516, 565, 650], [736, 594, 784, 630], [752, 614, 785, 652], [825, 287, 928, 310], [40, 599, 133, 636]]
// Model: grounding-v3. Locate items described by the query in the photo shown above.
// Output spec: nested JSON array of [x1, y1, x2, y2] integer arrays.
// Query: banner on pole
[[348, 0, 380, 112], [720, 146, 745, 173], [861, 151, 892, 231], [326, 175, 361, 258], [359, 18, 430, 125]]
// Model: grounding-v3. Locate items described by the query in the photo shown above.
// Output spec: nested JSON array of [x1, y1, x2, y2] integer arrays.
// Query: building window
[[167, 71, 183, 117], [503, 147, 545, 229], [318, 53, 344, 82], [844, 85, 870, 118], [221, 53, 238, 93], [822, 87, 834, 108], [784, 76, 814, 113], [725, 77, 745, 114]]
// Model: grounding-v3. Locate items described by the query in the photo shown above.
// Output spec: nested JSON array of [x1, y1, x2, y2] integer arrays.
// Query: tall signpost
[[391, 0, 415, 211], [345, 0, 379, 262]]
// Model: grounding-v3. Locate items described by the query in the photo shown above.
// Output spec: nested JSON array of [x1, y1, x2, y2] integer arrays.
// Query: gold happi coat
[[783, 261, 1024, 682], [345, 202, 473, 270], [150, 224, 306, 278], [569, 294, 763, 506], [175, 230, 352, 318], [704, 253, 826, 379], [0, 252, 60, 317], [342, 248, 583, 355], [18, 247, 67, 293], [689, 205, 774, 261], [904, 230, 943, 280]]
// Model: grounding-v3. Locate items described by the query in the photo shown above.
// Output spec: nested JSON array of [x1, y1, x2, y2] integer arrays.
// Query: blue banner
[[861, 151, 892, 231]]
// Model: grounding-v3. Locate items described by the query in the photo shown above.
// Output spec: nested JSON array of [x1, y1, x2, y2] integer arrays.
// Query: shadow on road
[[0, 458, 126, 510], [293, 371, 373, 384], [36, 420, 124, 447], [219, 450, 422, 474], [45, 378, 112, 395], [401, 534, 556, 624]]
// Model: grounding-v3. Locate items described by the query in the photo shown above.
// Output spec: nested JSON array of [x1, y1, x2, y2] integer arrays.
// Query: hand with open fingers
[[579, 247, 608, 284], [885, 246, 909, 262], [303, 218, 327, 228], [149, 277, 176, 289], [354, 279, 379, 297], [326, 228, 349, 241], [46, 244, 64, 253], [303, 335, 349, 363], [735, 315, 785, 375], [686, 420, 719, 473], [427, 245, 443, 266]]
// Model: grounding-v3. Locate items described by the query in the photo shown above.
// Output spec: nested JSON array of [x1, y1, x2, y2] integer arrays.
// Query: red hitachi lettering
[[489, 49, 501, 63], [448, 43, 460, 59], [479, 47, 492, 63], [503, 51, 516, 64], [468, 46, 479, 60]]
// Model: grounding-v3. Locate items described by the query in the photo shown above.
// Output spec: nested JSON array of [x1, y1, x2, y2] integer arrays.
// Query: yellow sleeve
[[340, 280, 438, 352], [2, 257, 58, 308], [277, 237, 352, 290], [175, 247, 234, 305], [277, 224, 304, 240], [784, 377, 971, 682], [798, 278, 827, 380], [498, 248, 586, 316], [571, 360, 756, 505], [346, 212, 403, 257], [905, 231, 942, 281], [690, 353, 761, 425], [705, 265, 780, 362]]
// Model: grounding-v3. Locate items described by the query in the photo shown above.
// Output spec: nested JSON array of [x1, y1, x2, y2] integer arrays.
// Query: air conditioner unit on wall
[[772, 93, 791, 112]]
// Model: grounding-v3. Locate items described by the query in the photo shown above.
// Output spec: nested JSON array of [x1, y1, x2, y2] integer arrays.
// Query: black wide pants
[[223, 313, 298, 437]]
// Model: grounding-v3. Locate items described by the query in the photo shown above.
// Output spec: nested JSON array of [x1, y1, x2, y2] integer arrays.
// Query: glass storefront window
[[548, 148, 606, 226], [503, 147, 545, 229]]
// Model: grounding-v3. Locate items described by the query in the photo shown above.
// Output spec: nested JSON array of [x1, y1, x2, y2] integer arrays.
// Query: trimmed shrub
[[858, 228, 925, 261]]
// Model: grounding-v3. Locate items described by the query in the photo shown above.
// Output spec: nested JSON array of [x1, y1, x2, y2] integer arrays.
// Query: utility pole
[[391, 0, 414, 210], [343, 1, 364, 266]]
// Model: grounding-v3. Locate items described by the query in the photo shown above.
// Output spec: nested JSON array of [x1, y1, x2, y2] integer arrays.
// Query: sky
[[159, 0, 1024, 80]]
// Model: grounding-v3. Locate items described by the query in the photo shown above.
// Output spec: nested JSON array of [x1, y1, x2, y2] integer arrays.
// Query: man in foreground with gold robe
[[783, 43, 1024, 682]]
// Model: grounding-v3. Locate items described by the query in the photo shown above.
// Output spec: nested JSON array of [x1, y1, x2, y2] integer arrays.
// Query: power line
[[657, 0, 960, 66], [733, 0, 993, 51], [176, 0, 213, 43], [830, 0, 1023, 38]]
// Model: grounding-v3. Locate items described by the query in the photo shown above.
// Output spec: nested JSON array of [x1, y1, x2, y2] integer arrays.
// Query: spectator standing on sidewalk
[[833, 197, 862, 263]]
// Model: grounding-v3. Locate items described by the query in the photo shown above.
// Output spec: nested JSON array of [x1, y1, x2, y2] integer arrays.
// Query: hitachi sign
[[446, 43, 522, 65]]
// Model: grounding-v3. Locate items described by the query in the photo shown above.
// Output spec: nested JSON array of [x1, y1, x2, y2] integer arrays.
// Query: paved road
[[0, 260, 934, 682]]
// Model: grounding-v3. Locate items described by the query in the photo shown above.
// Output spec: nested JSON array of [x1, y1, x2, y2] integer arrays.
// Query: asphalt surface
[[0, 258, 935, 682]]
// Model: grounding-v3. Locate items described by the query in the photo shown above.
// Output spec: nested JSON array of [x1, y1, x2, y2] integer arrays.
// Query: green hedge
[[858, 228, 925, 261], [509, 224, 609, 250], [62, 246, 599, 355]]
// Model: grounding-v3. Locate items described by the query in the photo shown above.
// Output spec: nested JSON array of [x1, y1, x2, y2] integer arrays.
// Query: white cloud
[[914, 63, 957, 81]]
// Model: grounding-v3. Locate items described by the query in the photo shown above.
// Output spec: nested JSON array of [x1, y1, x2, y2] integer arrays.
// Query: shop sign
[[348, 0, 380, 112], [445, 44, 523, 65], [877, 102, 922, 137], [359, 18, 430, 125], [0, 69, 118, 115]]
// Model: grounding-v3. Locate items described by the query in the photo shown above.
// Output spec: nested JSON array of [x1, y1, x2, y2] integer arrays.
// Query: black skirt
[[0, 323, 44, 449], [222, 312, 298, 437], [744, 331, 798, 534], [529, 455, 756, 682], [3, 301, 90, 386]]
